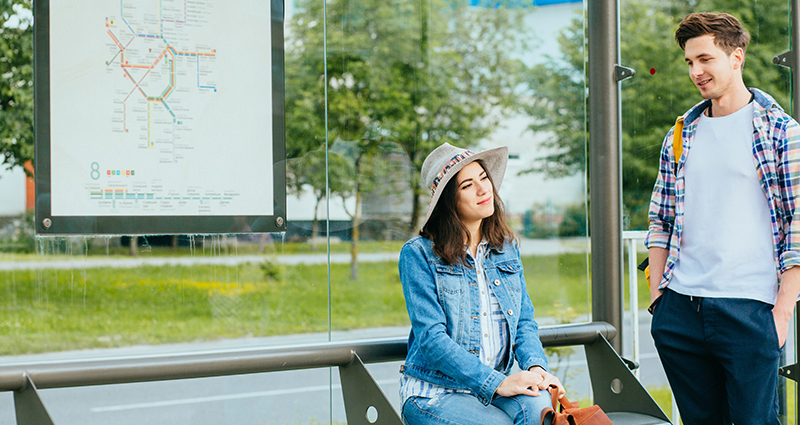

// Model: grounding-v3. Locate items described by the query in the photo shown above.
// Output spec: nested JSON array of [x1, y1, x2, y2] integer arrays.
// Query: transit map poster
[[35, 0, 286, 234]]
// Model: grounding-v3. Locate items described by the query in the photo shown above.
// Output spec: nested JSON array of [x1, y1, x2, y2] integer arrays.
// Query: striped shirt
[[646, 88, 800, 290], [399, 240, 510, 404]]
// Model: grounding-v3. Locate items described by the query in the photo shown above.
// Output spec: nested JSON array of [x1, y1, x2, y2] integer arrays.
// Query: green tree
[[0, 0, 33, 174], [558, 203, 587, 237], [526, 0, 791, 229], [286, 0, 537, 278], [286, 0, 534, 224], [332, 137, 392, 280]]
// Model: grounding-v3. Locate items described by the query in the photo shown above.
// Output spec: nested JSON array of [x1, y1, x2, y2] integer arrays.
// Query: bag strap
[[643, 115, 684, 287], [672, 116, 684, 167], [549, 385, 576, 411]]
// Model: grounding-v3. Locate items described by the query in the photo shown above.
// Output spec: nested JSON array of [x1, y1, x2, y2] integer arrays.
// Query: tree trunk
[[129, 236, 139, 256], [408, 147, 422, 237], [258, 233, 269, 254], [410, 185, 422, 237], [311, 195, 322, 250], [409, 0, 427, 238], [171, 235, 179, 251], [350, 188, 361, 281]]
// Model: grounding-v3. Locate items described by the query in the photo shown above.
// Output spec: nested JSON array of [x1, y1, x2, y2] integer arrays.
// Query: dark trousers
[[650, 288, 782, 425]]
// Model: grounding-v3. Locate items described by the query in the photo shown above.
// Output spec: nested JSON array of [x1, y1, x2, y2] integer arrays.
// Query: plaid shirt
[[646, 88, 800, 290]]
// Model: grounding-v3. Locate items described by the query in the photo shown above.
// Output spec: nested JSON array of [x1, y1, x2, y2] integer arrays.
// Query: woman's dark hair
[[420, 159, 517, 265]]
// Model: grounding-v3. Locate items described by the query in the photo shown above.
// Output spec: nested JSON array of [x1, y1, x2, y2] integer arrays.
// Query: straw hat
[[420, 143, 508, 228]]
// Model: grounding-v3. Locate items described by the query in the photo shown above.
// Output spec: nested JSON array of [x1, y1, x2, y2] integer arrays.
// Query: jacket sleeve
[[778, 117, 800, 273], [399, 241, 507, 405], [511, 244, 549, 372], [645, 126, 677, 251]]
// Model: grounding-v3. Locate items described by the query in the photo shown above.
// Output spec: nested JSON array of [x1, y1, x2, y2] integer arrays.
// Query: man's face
[[684, 34, 744, 101]]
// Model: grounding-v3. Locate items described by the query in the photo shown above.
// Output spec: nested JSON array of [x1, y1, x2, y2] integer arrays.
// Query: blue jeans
[[651, 288, 782, 425], [401, 389, 552, 425]]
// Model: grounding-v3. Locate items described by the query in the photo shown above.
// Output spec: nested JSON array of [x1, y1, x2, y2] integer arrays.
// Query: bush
[[260, 257, 283, 281], [558, 204, 587, 237], [0, 211, 36, 253]]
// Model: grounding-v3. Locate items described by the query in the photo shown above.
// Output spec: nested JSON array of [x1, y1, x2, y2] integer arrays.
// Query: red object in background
[[24, 160, 34, 211], [650, 68, 656, 75]]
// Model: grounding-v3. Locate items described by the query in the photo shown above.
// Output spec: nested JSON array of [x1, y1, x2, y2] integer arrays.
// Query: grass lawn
[[0, 260, 408, 355], [0, 251, 658, 355]]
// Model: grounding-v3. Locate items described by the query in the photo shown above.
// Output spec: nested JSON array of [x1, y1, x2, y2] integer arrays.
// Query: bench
[[0, 322, 670, 425]]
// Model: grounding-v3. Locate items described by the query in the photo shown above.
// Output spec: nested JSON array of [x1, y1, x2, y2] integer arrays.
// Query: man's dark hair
[[675, 12, 750, 54]]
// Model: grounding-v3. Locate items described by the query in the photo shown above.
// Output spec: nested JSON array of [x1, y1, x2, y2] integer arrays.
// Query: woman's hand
[[496, 366, 565, 398]]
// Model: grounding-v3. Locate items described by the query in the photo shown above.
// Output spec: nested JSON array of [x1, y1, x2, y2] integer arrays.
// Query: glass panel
[[0, 0, 595, 423], [518, 0, 589, 401], [318, 0, 591, 405], [0, 0, 334, 423], [620, 0, 794, 420]]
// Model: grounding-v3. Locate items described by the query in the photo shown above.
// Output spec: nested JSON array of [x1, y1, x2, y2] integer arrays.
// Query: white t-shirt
[[669, 102, 778, 304]]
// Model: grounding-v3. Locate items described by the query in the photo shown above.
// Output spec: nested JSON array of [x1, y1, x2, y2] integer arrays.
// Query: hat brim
[[421, 146, 508, 229]]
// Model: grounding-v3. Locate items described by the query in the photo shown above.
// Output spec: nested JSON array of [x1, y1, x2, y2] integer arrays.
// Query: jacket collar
[[681, 88, 781, 125]]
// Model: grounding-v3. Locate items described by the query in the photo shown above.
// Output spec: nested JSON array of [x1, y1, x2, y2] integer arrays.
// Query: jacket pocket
[[495, 260, 523, 292], [493, 259, 524, 318], [434, 264, 463, 294]]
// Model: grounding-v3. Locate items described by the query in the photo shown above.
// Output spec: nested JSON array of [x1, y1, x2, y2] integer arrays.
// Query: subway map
[[105, 1, 217, 164], [48, 0, 274, 217]]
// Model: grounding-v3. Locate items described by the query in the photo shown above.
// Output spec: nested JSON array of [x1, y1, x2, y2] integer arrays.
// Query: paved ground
[[0, 238, 592, 270]]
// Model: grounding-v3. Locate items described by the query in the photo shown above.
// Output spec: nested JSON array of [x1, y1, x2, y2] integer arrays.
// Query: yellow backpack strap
[[643, 116, 684, 287], [672, 116, 684, 167]]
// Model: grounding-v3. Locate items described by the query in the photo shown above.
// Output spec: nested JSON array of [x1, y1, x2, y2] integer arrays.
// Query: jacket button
[[493, 279, 501, 286], [508, 309, 514, 316]]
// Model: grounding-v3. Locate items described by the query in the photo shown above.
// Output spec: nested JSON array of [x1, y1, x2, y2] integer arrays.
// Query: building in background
[[0, 159, 29, 217]]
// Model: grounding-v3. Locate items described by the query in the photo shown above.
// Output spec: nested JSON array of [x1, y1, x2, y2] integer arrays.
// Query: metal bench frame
[[1, 322, 669, 425]]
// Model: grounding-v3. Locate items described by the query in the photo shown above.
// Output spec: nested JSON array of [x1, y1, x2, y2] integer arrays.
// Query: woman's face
[[455, 161, 494, 225]]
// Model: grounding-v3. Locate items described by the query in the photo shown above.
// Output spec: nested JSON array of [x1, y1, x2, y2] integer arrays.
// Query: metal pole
[[794, 0, 800, 119], [789, 2, 800, 423], [627, 235, 640, 378], [588, 0, 624, 353], [0, 322, 617, 392], [790, 1, 800, 422], [770, 2, 800, 421]]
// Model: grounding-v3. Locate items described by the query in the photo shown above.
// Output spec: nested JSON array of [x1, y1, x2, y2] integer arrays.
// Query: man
[[646, 12, 800, 424]]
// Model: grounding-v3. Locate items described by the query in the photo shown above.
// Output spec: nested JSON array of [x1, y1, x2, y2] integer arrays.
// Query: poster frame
[[33, 0, 286, 235]]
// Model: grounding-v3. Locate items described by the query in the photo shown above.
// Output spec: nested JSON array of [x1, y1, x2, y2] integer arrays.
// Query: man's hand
[[773, 309, 790, 348], [774, 267, 800, 348], [496, 366, 565, 399]]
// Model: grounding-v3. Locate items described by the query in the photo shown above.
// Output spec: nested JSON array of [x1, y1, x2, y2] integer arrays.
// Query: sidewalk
[[0, 237, 592, 271]]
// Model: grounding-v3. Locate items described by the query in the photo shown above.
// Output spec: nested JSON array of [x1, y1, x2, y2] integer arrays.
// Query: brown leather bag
[[541, 386, 613, 425]]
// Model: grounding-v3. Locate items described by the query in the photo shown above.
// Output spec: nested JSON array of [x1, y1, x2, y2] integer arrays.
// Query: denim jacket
[[399, 236, 548, 406]]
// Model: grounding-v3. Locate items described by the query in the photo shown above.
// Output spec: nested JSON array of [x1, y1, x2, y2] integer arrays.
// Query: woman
[[399, 143, 564, 425]]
